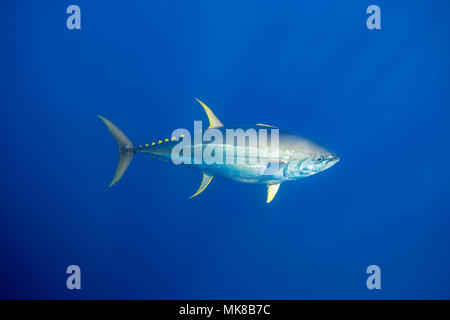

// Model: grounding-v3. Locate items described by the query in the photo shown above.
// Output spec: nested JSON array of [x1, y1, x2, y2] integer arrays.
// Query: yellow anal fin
[[267, 183, 281, 203], [190, 173, 213, 198], [195, 98, 224, 129]]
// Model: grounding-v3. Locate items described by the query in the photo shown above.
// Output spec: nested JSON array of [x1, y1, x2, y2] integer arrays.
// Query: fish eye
[[314, 155, 323, 162]]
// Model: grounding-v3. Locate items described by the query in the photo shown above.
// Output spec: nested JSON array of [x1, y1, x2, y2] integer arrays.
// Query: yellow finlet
[[145, 144, 149, 147], [158, 140, 162, 144], [195, 98, 224, 129], [267, 183, 280, 203], [190, 173, 213, 198], [165, 138, 169, 142], [151, 142, 155, 145]]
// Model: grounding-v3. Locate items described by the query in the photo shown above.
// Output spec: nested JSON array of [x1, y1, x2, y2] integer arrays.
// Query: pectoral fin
[[190, 173, 213, 198], [195, 98, 224, 128], [267, 183, 280, 203]]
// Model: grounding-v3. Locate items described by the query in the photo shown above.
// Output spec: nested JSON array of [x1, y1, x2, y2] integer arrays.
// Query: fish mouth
[[325, 155, 340, 169]]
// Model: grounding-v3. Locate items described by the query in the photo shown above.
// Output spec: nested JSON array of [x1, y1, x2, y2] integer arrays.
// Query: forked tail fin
[[98, 115, 134, 187]]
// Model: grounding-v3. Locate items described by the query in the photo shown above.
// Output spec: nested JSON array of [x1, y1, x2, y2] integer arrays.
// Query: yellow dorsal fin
[[195, 98, 224, 129], [267, 183, 281, 203], [189, 173, 213, 198]]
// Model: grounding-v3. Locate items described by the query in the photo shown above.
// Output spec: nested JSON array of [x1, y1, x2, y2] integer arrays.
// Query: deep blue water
[[1, 0, 450, 299]]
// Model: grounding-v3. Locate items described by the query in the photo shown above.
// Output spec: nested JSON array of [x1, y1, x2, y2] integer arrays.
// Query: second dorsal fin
[[195, 98, 224, 129]]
